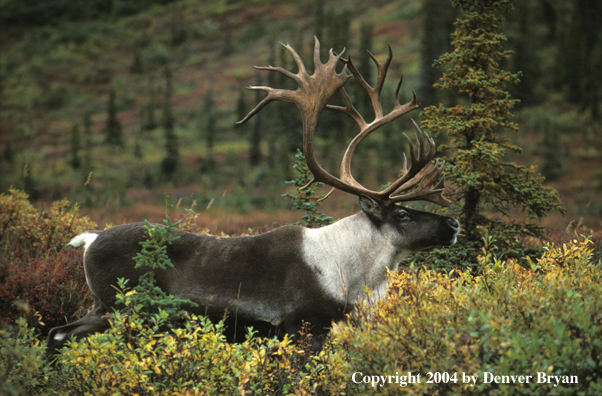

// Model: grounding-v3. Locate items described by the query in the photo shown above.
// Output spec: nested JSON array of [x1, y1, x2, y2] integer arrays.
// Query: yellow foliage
[[328, 236, 601, 395], [0, 189, 96, 257], [55, 294, 346, 395]]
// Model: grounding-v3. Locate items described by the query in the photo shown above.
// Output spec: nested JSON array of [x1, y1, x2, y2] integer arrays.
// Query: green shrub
[[0, 317, 56, 396], [283, 150, 333, 228], [118, 218, 198, 320]]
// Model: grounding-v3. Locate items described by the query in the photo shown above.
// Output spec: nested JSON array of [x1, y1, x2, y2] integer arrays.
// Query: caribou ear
[[359, 195, 386, 223]]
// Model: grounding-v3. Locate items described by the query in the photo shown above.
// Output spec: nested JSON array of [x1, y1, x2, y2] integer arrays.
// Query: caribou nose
[[447, 217, 460, 230]]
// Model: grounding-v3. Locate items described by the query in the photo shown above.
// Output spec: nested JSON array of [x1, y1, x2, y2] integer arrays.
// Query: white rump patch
[[53, 332, 66, 341], [68, 232, 98, 253], [69, 232, 99, 295]]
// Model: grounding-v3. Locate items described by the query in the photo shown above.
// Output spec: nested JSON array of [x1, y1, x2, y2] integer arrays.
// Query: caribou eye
[[397, 210, 411, 221]]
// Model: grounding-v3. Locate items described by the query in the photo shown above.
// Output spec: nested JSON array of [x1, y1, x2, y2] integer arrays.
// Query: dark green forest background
[[1, 0, 601, 233]]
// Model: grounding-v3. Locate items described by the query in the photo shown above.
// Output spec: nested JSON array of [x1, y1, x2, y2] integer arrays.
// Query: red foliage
[[0, 189, 96, 334], [0, 248, 91, 335]]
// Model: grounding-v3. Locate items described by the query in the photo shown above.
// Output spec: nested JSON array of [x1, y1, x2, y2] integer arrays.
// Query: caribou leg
[[46, 302, 111, 358]]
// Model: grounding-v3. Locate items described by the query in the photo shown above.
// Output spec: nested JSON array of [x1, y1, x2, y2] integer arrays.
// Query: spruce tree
[[3, 142, 14, 164], [352, 21, 377, 183], [129, 49, 144, 74], [81, 112, 93, 184], [104, 87, 123, 147], [133, 126, 143, 159], [539, 123, 567, 181], [313, 0, 325, 42], [419, 0, 456, 108], [421, 0, 565, 255], [161, 66, 180, 179], [22, 162, 39, 201], [326, 9, 350, 51], [265, 41, 278, 168], [272, 40, 301, 179], [320, 8, 352, 172], [235, 86, 247, 135], [222, 24, 234, 57], [555, 0, 602, 119], [142, 75, 158, 131], [69, 123, 81, 169], [355, 22, 374, 116], [200, 89, 216, 167], [507, 0, 542, 106], [286, 32, 304, 154], [248, 72, 263, 167]]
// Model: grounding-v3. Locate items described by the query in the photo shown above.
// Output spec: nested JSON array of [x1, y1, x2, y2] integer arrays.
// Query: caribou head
[[47, 38, 459, 355]]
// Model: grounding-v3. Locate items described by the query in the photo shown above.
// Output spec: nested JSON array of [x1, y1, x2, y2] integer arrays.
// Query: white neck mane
[[301, 213, 407, 306]]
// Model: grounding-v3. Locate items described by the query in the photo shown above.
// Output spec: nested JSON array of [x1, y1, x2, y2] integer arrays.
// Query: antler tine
[[284, 41, 308, 77], [380, 121, 436, 194], [370, 45, 393, 97], [313, 37, 322, 71], [389, 160, 450, 207], [379, 121, 450, 206], [253, 65, 299, 85], [339, 47, 392, 120], [252, 41, 309, 82], [326, 87, 367, 129], [341, 56, 371, 96], [393, 75, 418, 109], [236, 86, 286, 125]]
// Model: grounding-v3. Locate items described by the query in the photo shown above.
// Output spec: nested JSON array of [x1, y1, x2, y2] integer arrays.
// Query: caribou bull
[[47, 38, 459, 354]]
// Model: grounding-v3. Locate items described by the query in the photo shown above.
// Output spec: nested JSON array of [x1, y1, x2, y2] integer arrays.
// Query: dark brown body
[[47, 201, 459, 355]]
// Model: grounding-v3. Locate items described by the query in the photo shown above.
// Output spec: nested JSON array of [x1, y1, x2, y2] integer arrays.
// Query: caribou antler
[[238, 37, 450, 207]]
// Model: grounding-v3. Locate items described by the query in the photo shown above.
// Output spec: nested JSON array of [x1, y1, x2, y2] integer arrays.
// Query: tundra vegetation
[[1, 189, 601, 395], [1, 0, 602, 395]]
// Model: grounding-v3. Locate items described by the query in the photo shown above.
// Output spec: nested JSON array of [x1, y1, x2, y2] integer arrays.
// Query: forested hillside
[[1, 0, 600, 233]]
